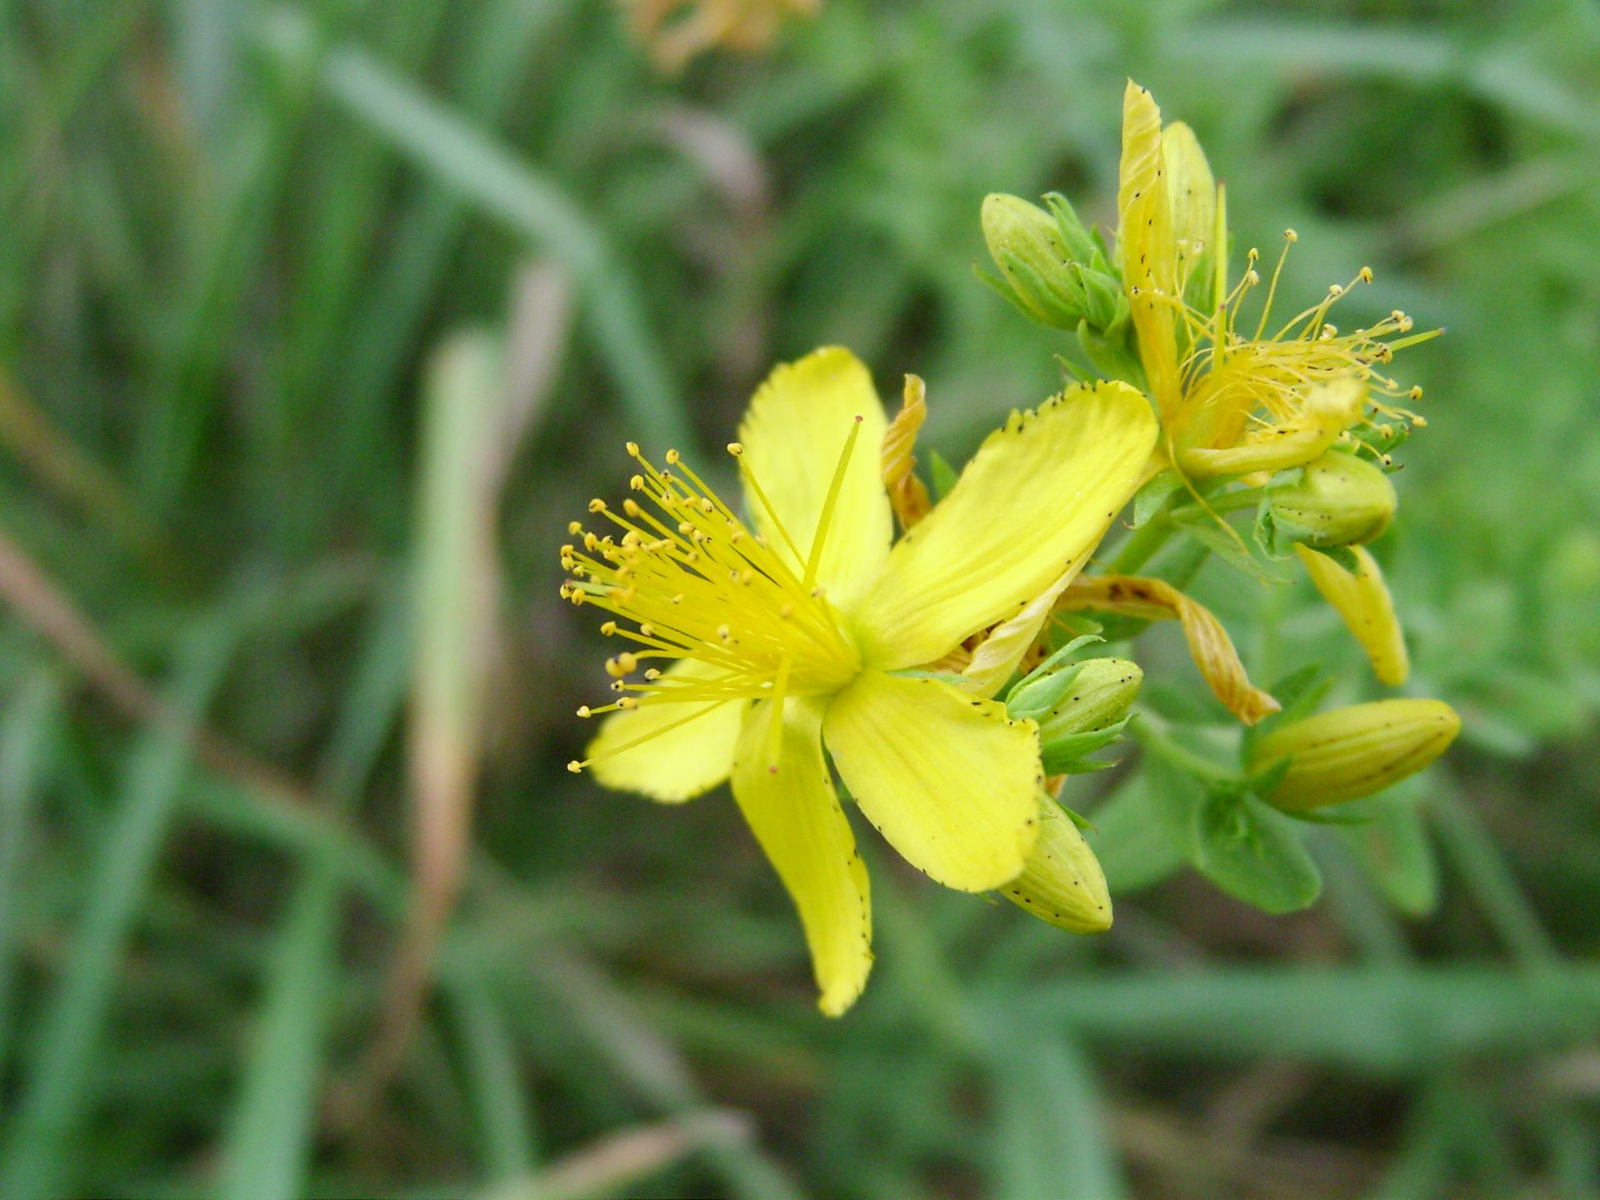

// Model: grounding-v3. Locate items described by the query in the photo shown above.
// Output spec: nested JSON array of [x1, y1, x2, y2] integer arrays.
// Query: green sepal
[[1004, 634, 1104, 713]]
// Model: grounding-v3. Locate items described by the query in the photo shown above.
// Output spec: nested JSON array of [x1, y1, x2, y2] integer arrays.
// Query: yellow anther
[[567, 760, 583, 773], [567, 520, 582, 535], [600, 621, 617, 635], [617, 697, 638, 709], [576, 705, 592, 718], [727, 441, 744, 456], [1284, 228, 1299, 242], [629, 474, 645, 491], [1409, 386, 1424, 401], [625, 441, 640, 456], [639, 622, 654, 637], [588, 498, 607, 513], [644, 668, 661, 680], [665, 448, 681, 464], [699, 498, 714, 513], [1328, 283, 1344, 297], [1412, 415, 1428, 428], [1358, 266, 1374, 283]]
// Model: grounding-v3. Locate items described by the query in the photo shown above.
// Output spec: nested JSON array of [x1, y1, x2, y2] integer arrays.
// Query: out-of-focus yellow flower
[[621, 0, 818, 69], [561, 348, 1155, 1013], [1117, 82, 1434, 480], [1249, 698, 1460, 811]]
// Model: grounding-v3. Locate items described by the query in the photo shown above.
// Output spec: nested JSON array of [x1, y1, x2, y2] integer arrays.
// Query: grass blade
[[0, 614, 242, 1197], [313, 39, 690, 450], [216, 588, 412, 1200], [0, 668, 63, 1081]]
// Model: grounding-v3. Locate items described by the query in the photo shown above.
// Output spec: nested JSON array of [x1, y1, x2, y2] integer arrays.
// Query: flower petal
[[822, 669, 1042, 892], [849, 381, 1156, 671], [585, 658, 744, 802], [1119, 80, 1181, 416], [1058, 575, 1280, 725], [1296, 544, 1410, 686], [737, 347, 893, 611], [732, 697, 872, 1017]]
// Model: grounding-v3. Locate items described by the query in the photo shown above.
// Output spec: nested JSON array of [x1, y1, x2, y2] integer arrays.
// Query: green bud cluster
[[980, 193, 1130, 338], [1008, 651, 1142, 775], [1261, 450, 1397, 554]]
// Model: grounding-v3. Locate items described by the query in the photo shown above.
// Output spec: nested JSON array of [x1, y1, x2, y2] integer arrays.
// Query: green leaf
[[1192, 791, 1323, 914], [1085, 773, 1188, 893], [1337, 791, 1439, 917]]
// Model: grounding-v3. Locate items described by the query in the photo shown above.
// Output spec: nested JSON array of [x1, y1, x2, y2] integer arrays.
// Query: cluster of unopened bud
[[1263, 449, 1398, 553], [980, 193, 1129, 338], [1000, 793, 1113, 933], [1008, 654, 1142, 775], [1248, 698, 1460, 813]]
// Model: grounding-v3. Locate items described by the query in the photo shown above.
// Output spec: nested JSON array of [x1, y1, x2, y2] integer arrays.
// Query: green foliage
[[1, 0, 1597, 1196]]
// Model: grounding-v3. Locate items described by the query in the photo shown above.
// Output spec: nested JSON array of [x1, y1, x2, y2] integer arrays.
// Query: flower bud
[[982, 193, 1086, 329], [1001, 793, 1112, 933], [980, 193, 1128, 337], [1266, 451, 1397, 550], [1009, 657, 1142, 775], [1036, 657, 1142, 743], [1248, 699, 1460, 812]]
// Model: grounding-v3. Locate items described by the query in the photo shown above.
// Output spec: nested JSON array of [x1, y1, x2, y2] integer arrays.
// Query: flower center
[[560, 435, 864, 761], [1143, 230, 1437, 462]]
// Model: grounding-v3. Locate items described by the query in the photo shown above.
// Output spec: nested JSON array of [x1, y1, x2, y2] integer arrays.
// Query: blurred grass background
[[1, 0, 1598, 1196]]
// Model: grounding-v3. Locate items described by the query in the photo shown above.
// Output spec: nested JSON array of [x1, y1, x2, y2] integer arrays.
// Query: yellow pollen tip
[[625, 441, 640, 456], [1359, 266, 1374, 283], [623, 498, 642, 517], [726, 442, 743, 456], [600, 621, 617, 635], [1284, 228, 1298, 242], [1412, 415, 1428, 428], [576, 705, 592, 718], [567, 521, 582, 535], [567, 760, 583, 773], [665, 449, 681, 464], [644, 668, 661, 680], [617, 697, 638, 709], [629, 474, 645, 490], [588, 498, 607, 513]]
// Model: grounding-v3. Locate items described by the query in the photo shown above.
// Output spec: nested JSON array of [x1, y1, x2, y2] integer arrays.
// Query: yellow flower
[[620, 0, 818, 69], [1117, 82, 1434, 479], [561, 347, 1155, 1013]]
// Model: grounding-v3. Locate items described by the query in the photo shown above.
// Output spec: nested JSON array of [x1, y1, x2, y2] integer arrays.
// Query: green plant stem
[[1129, 715, 1238, 786], [1111, 511, 1174, 575]]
